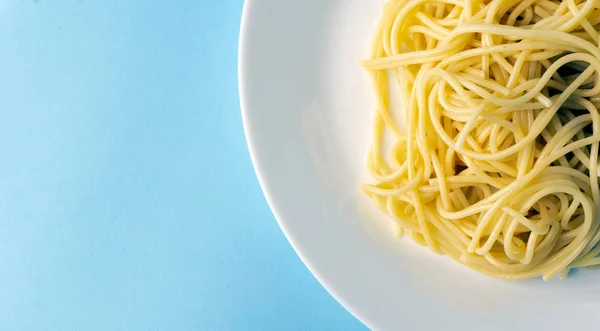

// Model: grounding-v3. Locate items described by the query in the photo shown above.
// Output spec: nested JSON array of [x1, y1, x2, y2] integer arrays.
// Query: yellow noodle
[[362, 0, 600, 280]]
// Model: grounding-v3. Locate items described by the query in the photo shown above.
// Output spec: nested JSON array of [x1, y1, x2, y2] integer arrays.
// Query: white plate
[[238, 1, 600, 329]]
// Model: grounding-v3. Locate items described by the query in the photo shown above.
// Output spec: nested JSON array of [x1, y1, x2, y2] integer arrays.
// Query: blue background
[[0, 1, 366, 330]]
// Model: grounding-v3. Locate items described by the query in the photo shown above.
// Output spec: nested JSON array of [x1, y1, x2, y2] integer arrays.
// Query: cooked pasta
[[361, 0, 600, 280]]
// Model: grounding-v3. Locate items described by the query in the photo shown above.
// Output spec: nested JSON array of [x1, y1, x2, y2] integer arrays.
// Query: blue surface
[[0, 1, 366, 330]]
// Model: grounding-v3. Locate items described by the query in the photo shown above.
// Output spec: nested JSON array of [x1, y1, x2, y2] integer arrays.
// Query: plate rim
[[237, 0, 370, 328]]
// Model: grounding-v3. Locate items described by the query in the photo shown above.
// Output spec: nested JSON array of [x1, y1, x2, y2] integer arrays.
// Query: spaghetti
[[362, 0, 600, 280]]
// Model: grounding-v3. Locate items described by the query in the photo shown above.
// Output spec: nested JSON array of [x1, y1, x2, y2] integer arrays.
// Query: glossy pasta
[[362, 0, 600, 280]]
